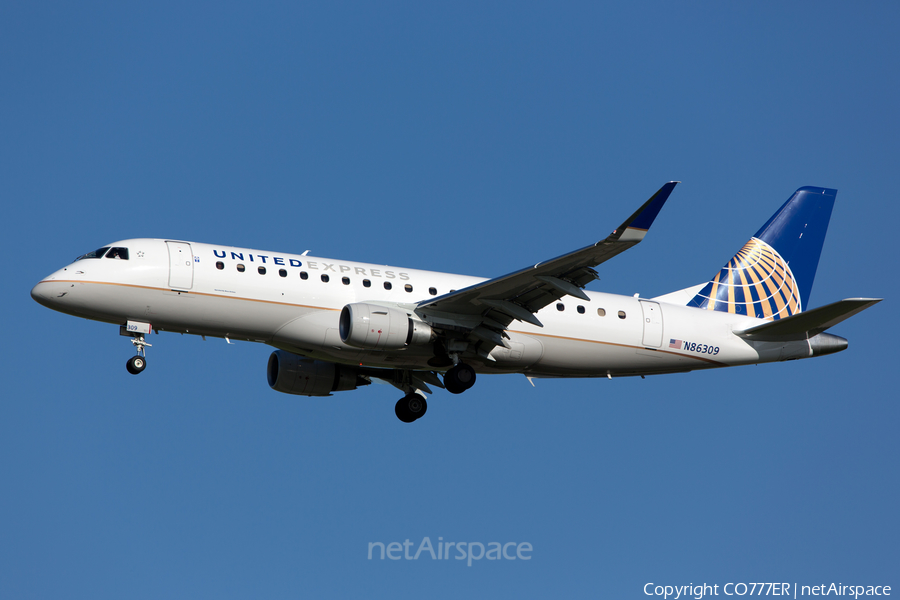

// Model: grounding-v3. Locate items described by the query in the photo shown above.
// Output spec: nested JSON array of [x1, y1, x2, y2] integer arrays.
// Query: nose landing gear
[[125, 333, 151, 375], [126, 354, 146, 374]]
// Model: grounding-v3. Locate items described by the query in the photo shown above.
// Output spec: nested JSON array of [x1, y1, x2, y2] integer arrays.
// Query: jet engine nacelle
[[339, 303, 433, 350], [267, 351, 369, 396]]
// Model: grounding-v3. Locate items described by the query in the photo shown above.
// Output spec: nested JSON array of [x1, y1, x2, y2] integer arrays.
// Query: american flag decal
[[669, 339, 682, 349]]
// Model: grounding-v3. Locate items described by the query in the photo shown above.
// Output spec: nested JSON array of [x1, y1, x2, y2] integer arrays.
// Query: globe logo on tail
[[689, 237, 801, 320]]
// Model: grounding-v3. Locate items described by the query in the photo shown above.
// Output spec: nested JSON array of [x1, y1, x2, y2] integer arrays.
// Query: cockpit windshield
[[73, 246, 130, 261], [75, 247, 110, 261]]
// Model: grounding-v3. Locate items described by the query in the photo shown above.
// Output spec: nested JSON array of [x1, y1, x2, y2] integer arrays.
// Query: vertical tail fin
[[687, 187, 836, 320]]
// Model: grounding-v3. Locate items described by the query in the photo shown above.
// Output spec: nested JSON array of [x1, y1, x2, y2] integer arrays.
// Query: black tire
[[395, 397, 415, 423], [407, 394, 427, 419], [455, 363, 476, 390], [444, 373, 465, 394], [395, 394, 427, 422], [444, 363, 476, 394], [126, 355, 146, 375]]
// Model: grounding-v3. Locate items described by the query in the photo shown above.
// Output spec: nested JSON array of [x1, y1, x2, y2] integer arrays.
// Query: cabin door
[[640, 300, 663, 347], [166, 241, 194, 290]]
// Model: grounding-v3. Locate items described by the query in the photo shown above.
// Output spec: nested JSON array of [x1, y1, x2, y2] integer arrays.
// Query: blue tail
[[687, 186, 836, 320]]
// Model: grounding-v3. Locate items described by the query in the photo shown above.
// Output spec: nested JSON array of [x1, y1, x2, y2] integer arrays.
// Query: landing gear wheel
[[444, 363, 476, 394], [126, 355, 146, 375], [395, 393, 427, 423], [444, 375, 465, 395]]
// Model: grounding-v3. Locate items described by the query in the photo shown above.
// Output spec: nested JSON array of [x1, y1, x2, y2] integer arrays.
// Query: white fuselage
[[32, 238, 815, 379]]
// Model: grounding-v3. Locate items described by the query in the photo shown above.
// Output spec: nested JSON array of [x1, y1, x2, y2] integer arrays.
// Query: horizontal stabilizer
[[734, 298, 882, 341]]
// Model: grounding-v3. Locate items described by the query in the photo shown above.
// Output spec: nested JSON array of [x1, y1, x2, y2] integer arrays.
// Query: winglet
[[608, 181, 679, 243]]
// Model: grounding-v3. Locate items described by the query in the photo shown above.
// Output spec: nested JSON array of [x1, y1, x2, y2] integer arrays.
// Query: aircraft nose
[[31, 280, 64, 309], [31, 281, 51, 305]]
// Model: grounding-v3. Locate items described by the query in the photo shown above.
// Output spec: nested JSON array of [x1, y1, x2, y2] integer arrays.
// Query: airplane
[[31, 183, 881, 422]]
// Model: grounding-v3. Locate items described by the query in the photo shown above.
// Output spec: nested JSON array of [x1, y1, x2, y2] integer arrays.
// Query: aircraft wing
[[415, 182, 678, 352]]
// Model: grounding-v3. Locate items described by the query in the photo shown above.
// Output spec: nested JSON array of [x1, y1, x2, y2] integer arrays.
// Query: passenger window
[[404, 284, 413, 293], [577, 305, 585, 314], [279, 269, 287, 277], [618, 310, 626, 319], [237, 264, 245, 272], [384, 281, 392, 290], [597, 308, 606, 317], [106, 247, 129, 260], [216, 261, 224, 270], [556, 303, 565, 311], [363, 279, 371, 288], [429, 287, 437, 296], [342, 277, 350, 285], [300, 271, 308, 280], [258, 266, 266, 275], [321, 274, 329, 283]]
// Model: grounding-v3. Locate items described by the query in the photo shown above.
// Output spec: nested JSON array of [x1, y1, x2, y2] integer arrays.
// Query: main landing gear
[[125, 333, 151, 375], [443, 362, 476, 394], [395, 393, 427, 423], [393, 362, 476, 423]]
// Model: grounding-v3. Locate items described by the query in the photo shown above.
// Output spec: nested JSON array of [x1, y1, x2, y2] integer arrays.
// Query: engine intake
[[339, 303, 433, 350], [267, 351, 369, 396]]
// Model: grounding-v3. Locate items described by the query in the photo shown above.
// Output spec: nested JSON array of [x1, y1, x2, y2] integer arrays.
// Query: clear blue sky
[[2, 2, 897, 598]]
